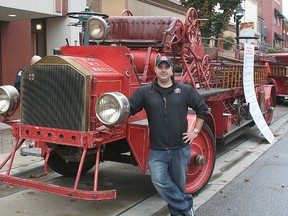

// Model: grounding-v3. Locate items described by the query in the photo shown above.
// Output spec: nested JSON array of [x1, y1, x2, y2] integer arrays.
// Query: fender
[[256, 84, 276, 107], [267, 77, 279, 95], [126, 113, 206, 174]]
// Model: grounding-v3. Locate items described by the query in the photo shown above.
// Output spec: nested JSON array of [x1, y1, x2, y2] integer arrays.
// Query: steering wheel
[[67, 10, 109, 20], [121, 9, 133, 16]]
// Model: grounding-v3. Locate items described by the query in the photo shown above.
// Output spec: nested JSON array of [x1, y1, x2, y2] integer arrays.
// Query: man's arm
[[183, 117, 205, 143], [128, 87, 145, 116]]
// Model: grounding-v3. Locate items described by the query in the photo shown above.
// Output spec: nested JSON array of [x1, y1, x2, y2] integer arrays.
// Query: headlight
[[86, 16, 109, 40], [96, 92, 130, 126], [0, 85, 19, 115]]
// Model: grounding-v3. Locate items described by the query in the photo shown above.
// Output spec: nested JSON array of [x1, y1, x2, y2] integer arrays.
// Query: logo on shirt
[[174, 88, 181, 94]]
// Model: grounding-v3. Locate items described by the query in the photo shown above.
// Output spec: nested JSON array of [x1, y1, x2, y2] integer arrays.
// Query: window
[[31, 19, 46, 57]]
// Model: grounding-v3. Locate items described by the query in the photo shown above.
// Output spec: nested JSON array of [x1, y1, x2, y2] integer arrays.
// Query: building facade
[[261, 0, 285, 48], [0, 0, 187, 86], [0, 0, 86, 86]]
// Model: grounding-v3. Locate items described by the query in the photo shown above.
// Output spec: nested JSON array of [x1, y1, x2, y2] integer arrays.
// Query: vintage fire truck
[[0, 7, 275, 200], [265, 52, 288, 103]]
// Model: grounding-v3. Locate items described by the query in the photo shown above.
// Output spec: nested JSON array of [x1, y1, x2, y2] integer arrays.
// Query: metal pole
[[236, 18, 240, 46]]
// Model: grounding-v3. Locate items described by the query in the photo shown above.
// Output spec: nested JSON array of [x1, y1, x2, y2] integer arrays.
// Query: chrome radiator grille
[[21, 64, 86, 131]]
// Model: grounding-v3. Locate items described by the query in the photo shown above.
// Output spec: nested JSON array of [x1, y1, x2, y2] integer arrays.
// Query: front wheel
[[47, 145, 96, 177], [186, 123, 216, 195]]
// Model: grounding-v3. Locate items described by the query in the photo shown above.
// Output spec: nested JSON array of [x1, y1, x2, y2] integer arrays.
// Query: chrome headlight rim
[[96, 92, 130, 126], [86, 16, 109, 40], [0, 85, 19, 115]]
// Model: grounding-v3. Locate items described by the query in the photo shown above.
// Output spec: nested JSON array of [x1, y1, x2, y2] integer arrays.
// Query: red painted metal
[[44, 148, 51, 175], [0, 175, 116, 200], [266, 53, 288, 100], [0, 123, 117, 200], [0, 7, 277, 200], [127, 121, 150, 174], [184, 8, 199, 44], [0, 139, 24, 170], [13, 124, 126, 149], [186, 114, 215, 194], [73, 145, 88, 190], [93, 146, 101, 191]]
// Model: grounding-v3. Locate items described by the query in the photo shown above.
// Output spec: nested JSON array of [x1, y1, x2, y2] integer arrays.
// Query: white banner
[[243, 43, 274, 144]]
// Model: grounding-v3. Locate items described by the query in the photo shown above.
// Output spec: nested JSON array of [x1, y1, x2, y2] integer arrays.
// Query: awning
[[274, 8, 285, 19], [274, 32, 284, 41]]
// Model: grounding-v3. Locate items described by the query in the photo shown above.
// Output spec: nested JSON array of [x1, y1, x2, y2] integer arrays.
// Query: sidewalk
[[0, 123, 43, 174], [0, 123, 14, 154], [195, 131, 288, 216]]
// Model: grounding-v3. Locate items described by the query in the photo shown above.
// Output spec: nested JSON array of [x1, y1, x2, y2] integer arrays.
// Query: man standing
[[14, 55, 41, 92], [129, 56, 209, 216]]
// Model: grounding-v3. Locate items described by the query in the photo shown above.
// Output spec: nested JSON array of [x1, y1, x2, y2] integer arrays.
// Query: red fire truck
[[265, 53, 288, 103], [0, 8, 275, 200]]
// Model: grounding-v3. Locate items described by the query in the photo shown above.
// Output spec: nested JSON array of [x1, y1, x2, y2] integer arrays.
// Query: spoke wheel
[[186, 123, 216, 195], [169, 20, 185, 45], [201, 54, 212, 86], [184, 8, 199, 44]]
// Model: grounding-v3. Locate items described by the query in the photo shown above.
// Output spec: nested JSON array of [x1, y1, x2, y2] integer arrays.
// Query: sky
[[283, 0, 288, 18]]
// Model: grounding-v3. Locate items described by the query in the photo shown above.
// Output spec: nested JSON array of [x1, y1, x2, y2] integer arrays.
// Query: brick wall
[[257, 0, 263, 17], [87, 0, 100, 12], [62, 0, 68, 15], [262, 0, 284, 47]]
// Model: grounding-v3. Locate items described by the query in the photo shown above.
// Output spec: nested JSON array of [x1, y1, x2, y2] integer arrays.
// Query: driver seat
[[102, 16, 179, 48]]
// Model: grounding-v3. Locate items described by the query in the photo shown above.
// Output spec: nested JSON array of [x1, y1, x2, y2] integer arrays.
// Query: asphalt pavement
[[195, 131, 288, 216]]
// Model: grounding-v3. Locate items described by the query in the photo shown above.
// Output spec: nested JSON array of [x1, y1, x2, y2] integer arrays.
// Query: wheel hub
[[195, 155, 206, 166], [268, 106, 274, 112]]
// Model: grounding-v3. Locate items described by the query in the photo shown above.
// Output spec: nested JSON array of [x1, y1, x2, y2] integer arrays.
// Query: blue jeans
[[148, 145, 193, 216]]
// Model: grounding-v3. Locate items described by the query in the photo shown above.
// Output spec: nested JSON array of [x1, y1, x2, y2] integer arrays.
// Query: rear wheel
[[47, 146, 96, 177], [264, 96, 274, 125], [276, 96, 284, 105], [186, 123, 216, 195]]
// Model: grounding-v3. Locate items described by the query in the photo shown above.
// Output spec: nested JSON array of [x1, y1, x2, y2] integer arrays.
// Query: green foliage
[[223, 36, 235, 50], [267, 46, 285, 53], [179, 0, 242, 40]]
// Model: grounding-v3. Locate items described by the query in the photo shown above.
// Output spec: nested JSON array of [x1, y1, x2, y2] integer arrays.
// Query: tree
[[179, 0, 242, 45], [223, 35, 235, 50], [267, 46, 285, 53]]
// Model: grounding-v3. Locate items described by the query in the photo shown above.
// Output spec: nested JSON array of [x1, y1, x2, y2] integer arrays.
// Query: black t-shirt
[[156, 83, 174, 97]]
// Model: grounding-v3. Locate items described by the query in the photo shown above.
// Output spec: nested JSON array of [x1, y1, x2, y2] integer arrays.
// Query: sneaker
[[186, 207, 195, 216], [191, 208, 195, 216], [179, 207, 194, 216]]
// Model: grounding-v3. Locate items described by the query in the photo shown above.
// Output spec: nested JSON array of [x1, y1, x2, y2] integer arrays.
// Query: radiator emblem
[[28, 73, 35, 81]]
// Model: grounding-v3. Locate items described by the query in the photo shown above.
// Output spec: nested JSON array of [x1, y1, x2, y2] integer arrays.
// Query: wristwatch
[[193, 128, 200, 135]]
